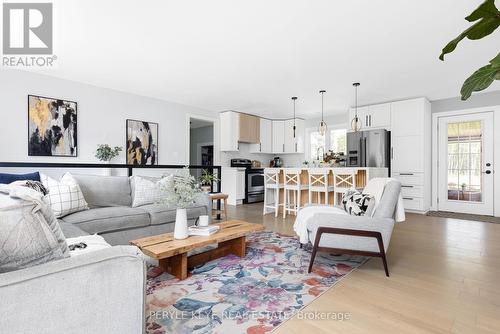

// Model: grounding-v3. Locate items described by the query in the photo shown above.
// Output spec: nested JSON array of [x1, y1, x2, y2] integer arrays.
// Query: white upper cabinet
[[369, 103, 391, 129], [391, 98, 425, 136], [250, 118, 273, 153], [220, 111, 240, 151], [348, 103, 391, 131], [272, 120, 285, 154], [284, 119, 305, 153]]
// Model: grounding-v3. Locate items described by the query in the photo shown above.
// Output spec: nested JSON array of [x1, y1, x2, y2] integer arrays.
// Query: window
[[447, 121, 482, 202], [310, 131, 326, 160], [330, 129, 347, 154], [308, 128, 347, 160]]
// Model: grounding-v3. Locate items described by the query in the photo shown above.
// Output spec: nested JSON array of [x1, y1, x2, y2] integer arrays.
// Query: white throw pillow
[[130, 175, 165, 207], [41, 173, 89, 218]]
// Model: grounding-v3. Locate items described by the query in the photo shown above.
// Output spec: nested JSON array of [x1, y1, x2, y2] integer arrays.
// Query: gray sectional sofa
[[0, 173, 212, 334], [59, 174, 212, 245]]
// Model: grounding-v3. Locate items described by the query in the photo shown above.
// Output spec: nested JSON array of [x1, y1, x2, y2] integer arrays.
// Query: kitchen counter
[[263, 167, 388, 207]]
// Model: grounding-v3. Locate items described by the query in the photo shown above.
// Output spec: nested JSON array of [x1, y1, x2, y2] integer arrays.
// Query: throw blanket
[[293, 205, 347, 244], [362, 177, 405, 223]]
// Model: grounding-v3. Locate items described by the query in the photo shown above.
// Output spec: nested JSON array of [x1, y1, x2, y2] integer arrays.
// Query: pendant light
[[318, 90, 327, 136], [291, 96, 298, 138], [351, 83, 362, 132]]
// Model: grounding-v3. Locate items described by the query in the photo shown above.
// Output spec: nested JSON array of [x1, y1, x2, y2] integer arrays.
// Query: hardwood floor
[[225, 203, 500, 334]]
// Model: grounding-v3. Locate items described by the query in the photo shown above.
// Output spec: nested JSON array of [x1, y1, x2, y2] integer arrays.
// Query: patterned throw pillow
[[41, 173, 89, 218], [130, 175, 165, 207], [341, 190, 373, 216], [11, 180, 48, 195]]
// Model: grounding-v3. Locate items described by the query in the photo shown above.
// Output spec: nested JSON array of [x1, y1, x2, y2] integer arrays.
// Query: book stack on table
[[188, 225, 220, 236]]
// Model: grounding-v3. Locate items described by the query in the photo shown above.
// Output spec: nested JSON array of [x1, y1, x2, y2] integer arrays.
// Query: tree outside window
[[330, 129, 347, 154], [310, 131, 326, 160]]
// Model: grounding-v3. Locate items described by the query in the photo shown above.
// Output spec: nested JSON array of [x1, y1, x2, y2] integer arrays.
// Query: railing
[[0, 162, 222, 193]]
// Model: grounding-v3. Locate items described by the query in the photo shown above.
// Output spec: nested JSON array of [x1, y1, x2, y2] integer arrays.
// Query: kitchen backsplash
[[220, 143, 305, 167]]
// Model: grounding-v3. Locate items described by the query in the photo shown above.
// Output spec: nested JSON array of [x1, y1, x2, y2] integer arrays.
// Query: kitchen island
[[264, 167, 388, 208]]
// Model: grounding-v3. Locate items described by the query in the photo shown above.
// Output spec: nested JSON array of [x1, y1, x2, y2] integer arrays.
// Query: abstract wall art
[[126, 119, 158, 165], [28, 95, 78, 157]]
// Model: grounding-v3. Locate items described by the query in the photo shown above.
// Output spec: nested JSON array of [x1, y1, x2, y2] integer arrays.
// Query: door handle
[[391, 147, 393, 159], [399, 173, 414, 176], [260, 142, 262, 152], [295, 143, 298, 152], [483, 170, 492, 174], [365, 115, 368, 127], [401, 185, 414, 188], [283, 143, 285, 152], [403, 197, 414, 200], [369, 115, 372, 126]]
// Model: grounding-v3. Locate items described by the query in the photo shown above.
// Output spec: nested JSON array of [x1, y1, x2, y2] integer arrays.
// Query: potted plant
[[159, 167, 201, 239], [198, 169, 219, 193], [95, 144, 122, 176]]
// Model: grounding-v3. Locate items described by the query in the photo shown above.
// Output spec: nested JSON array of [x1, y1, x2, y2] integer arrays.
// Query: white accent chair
[[306, 179, 402, 277], [283, 169, 308, 218], [332, 168, 357, 205], [308, 168, 335, 205], [263, 168, 284, 217]]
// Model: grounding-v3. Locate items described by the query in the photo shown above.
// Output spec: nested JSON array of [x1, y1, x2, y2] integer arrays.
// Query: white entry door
[[438, 112, 494, 215]]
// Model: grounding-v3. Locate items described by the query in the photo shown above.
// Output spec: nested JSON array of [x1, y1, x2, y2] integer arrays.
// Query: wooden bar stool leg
[[223, 197, 228, 220], [282, 189, 287, 219], [274, 188, 279, 218]]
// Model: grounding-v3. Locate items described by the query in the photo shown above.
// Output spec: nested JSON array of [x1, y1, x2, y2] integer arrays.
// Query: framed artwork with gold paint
[[126, 119, 158, 165], [28, 95, 78, 157]]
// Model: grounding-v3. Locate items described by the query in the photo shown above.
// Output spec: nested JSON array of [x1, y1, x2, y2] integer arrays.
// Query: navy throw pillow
[[0, 172, 41, 184]]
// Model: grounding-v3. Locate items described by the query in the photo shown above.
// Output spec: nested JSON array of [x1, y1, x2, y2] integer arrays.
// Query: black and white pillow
[[41, 173, 89, 218], [342, 190, 373, 216]]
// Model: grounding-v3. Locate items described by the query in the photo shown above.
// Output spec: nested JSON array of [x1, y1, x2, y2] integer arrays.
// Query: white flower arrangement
[[159, 167, 201, 209]]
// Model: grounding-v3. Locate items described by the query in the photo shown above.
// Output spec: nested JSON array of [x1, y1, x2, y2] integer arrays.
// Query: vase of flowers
[[198, 169, 219, 193], [159, 167, 202, 239], [95, 144, 122, 176]]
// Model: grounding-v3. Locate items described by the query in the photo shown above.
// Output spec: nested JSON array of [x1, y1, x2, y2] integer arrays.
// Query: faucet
[[317, 146, 325, 161]]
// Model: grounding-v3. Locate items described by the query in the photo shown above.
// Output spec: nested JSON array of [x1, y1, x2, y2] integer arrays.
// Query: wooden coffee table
[[130, 220, 265, 280]]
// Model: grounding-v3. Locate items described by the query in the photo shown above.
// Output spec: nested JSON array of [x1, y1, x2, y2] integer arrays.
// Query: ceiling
[[26, 0, 500, 118]]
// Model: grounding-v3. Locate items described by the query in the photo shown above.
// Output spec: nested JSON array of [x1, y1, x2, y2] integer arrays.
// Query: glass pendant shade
[[351, 82, 362, 132], [319, 120, 327, 136], [318, 90, 327, 136], [351, 116, 362, 132]]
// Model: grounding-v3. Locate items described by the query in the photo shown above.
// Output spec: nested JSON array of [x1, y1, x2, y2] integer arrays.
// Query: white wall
[[431, 90, 500, 114], [0, 70, 215, 164]]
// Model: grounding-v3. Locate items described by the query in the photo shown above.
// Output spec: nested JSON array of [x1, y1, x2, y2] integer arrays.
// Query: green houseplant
[[198, 169, 219, 193], [95, 144, 122, 162], [440, 0, 500, 100], [159, 167, 202, 239], [95, 144, 122, 176]]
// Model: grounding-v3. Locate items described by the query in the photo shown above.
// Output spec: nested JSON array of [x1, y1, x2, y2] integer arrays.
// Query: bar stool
[[263, 168, 284, 217], [332, 168, 358, 205], [308, 168, 335, 205], [282, 169, 308, 218]]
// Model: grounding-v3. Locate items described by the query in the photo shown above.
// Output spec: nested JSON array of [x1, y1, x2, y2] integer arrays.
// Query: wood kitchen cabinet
[[239, 113, 260, 143]]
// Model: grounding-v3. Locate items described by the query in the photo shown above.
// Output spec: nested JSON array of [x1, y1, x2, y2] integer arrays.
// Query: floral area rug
[[145, 231, 366, 334]]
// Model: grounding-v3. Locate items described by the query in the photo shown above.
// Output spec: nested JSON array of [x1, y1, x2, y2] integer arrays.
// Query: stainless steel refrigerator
[[346, 129, 390, 168]]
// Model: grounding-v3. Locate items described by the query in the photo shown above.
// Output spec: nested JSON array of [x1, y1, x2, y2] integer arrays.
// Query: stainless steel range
[[230, 159, 264, 204]]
